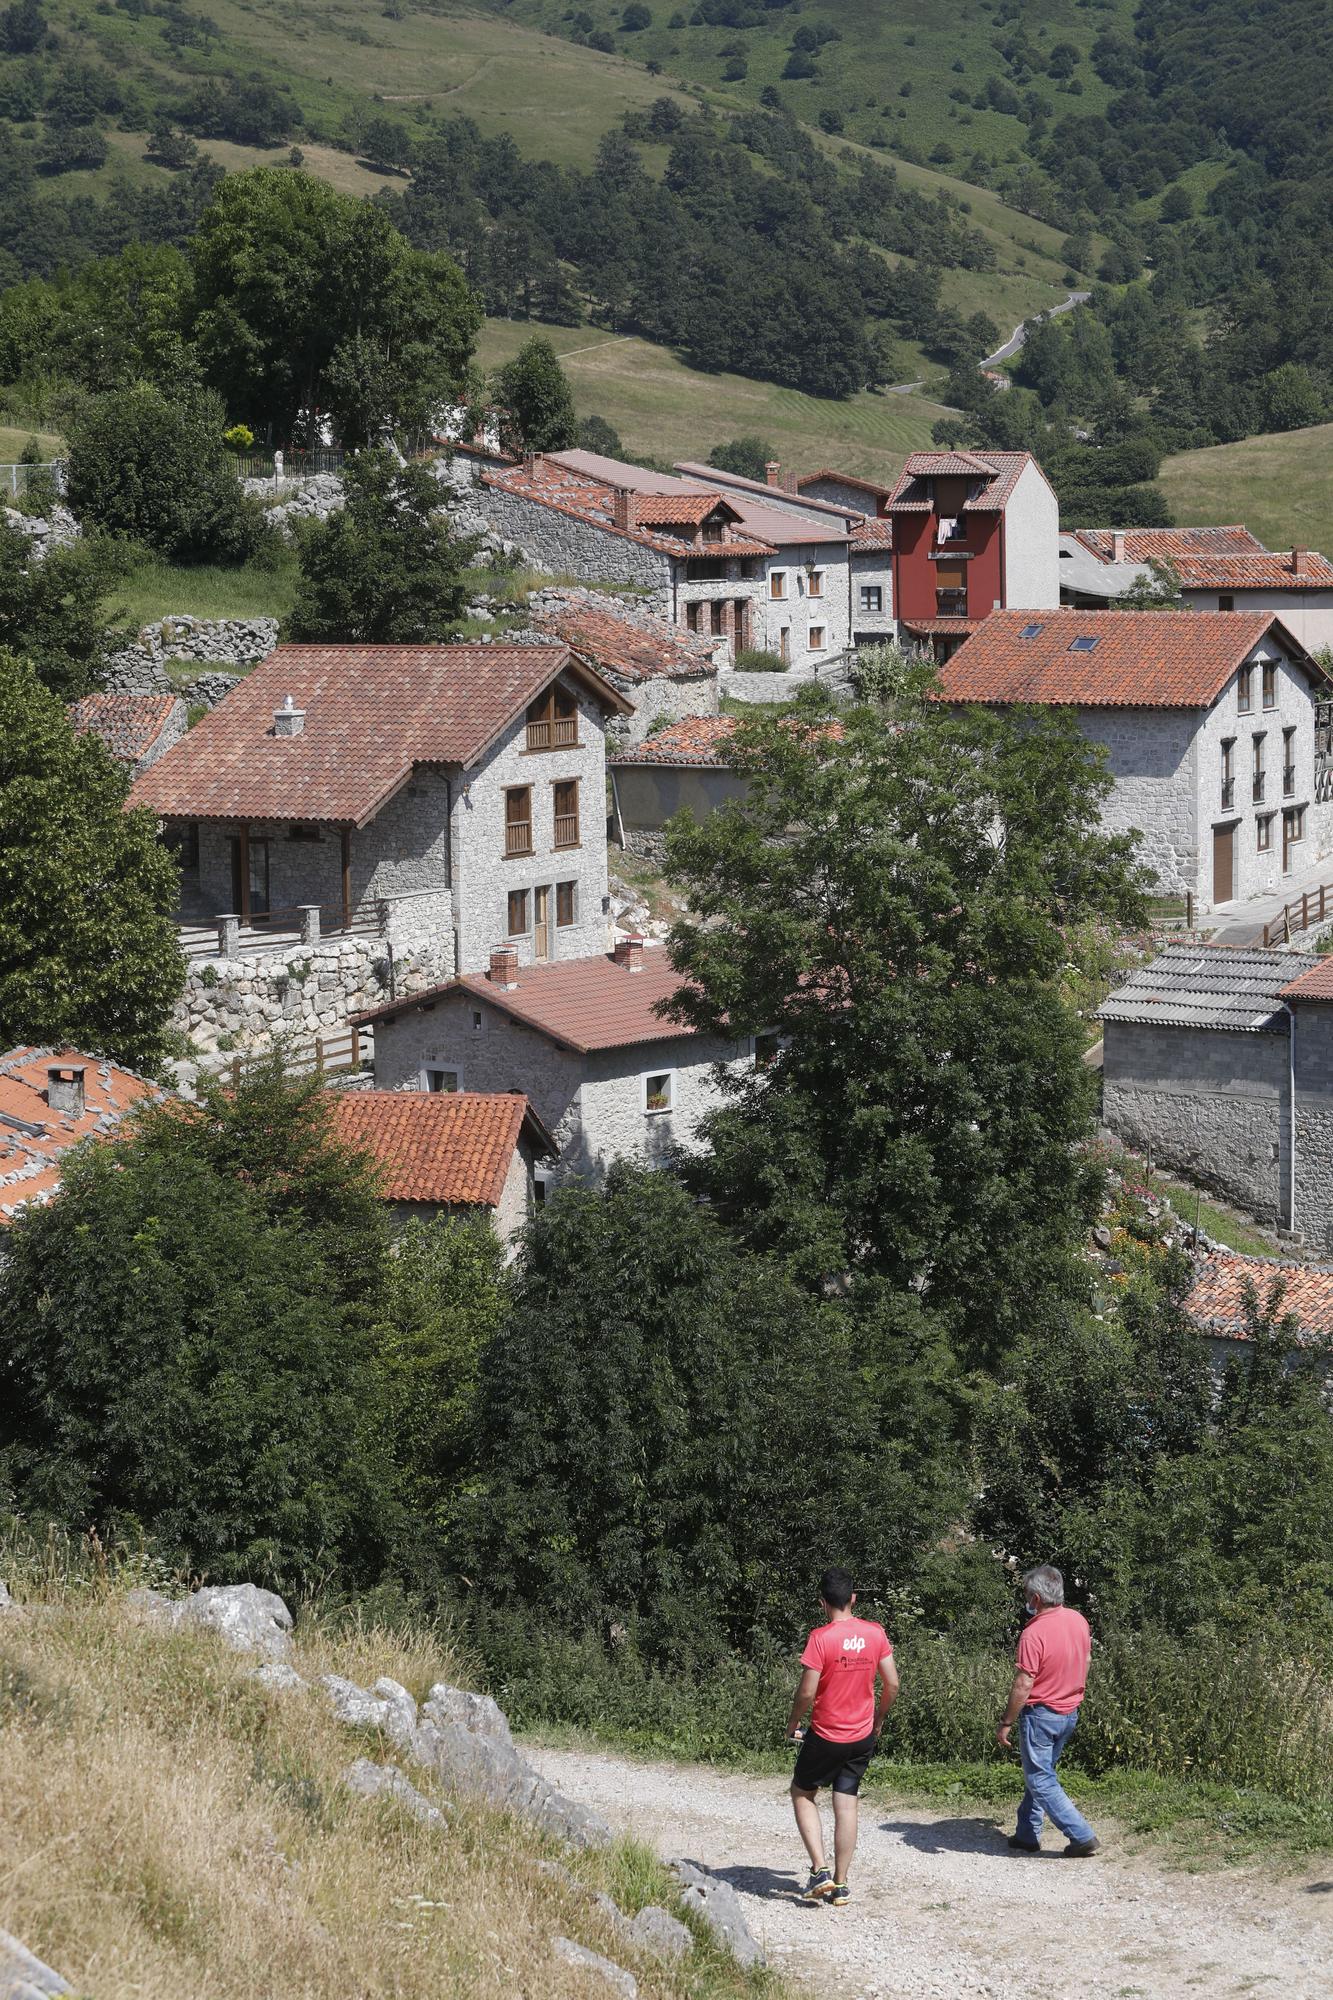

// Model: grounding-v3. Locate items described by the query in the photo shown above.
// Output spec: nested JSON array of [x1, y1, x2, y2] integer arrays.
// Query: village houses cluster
[[9, 437, 1333, 1329]]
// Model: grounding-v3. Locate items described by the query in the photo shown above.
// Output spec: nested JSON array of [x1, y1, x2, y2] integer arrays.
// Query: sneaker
[[1006, 1834, 1041, 1853], [1063, 1836, 1100, 1858], [827, 1881, 851, 1908], [798, 1867, 834, 1903]]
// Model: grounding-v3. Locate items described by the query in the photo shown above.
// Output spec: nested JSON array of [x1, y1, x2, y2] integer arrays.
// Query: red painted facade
[[891, 483, 1005, 625]]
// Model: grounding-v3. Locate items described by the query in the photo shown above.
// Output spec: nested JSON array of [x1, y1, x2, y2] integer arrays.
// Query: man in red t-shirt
[[785, 1566, 899, 1907], [995, 1564, 1098, 1856]]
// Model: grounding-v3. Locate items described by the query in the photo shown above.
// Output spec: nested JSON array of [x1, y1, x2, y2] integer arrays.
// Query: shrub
[[65, 384, 264, 565], [733, 646, 787, 671]]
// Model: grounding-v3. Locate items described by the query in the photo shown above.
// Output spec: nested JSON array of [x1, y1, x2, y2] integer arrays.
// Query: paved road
[[533, 1742, 1333, 2000], [981, 290, 1091, 370]]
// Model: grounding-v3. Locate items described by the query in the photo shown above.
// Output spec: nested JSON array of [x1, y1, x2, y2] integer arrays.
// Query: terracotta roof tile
[[327, 1090, 552, 1207], [1075, 526, 1267, 563], [1279, 958, 1333, 1002], [69, 693, 183, 764], [355, 946, 703, 1053], [1173, 551, 1333, 591], [533, 601, 715, 684], [128, 642, 630, 827], [610, 715, 741, 767], [485, 456, 773, 559], [0, 1046, 157, 1224], [937, 608, 1284, 709], [631, 491, 730, 525], [888, 450, 1039, 514], [899, 615, 982, 635], [1184, 1252, 1333, 1344], [850, 518, 894, 551]]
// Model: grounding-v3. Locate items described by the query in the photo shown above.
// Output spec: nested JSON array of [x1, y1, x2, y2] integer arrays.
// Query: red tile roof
[[0, 1046, 157, 1224], [356, 946, 702, 1053], [69, 693, 183, 765], [900, 615, 982, 636], [1279, 959, 1333, 1003], [1075, 526, 1267, 564], [672, 461, 860, 523], [1183, 1252, 1333, 1345], [888, 450, 1040, 514], [1173, 551, 1333, 591], [532, 600, 715, 684], [128, 642, 631, 827], [610, 715, 741, 768], [850, 518, 894, 551], [631, 491, 732, 526], [937, 609, 1288, 709], [327, 1089, 553, 1207]]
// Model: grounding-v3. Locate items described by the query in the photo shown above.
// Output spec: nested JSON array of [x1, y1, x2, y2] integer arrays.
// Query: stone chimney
[[523, 451, 539, 478], [1292, 547, 1309, 576], [273, 694, 305, 737], [488, 945, 519, 989], [47, 1064, 86, 1118], [765, 460, 782, 487], [612, 487, 637, 533], [613, 935, 644, 973], [784, 469, 800, 495], [1111, 531, 1126, 563]]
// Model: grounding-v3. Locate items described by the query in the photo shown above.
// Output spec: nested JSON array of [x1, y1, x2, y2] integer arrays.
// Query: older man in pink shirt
[[996, 1564, 1098, 1856]]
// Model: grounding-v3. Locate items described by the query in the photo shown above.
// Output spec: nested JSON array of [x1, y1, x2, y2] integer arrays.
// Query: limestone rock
[[408, 1682, 611, 1849], [251, 1661, 308, 1693], [0, 1926, 72, 1998], [372, 1676, 419, 1747], [552, 1936, 637, 1997], [422, 1681, 513, 1747], [318, 1673, 391, 1729], [671, 1861, 764, 1967], [181, 1584, 293, 1660], [0, 1579, 15, 1614], [629, 1905, 692, 1960], [340, 1758, 447, 1829]]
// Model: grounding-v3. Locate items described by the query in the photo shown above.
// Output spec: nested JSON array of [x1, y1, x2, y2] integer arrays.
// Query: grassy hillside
[[0, 1563, 776, 2000], [1160, 424, 1333, 555], [476, 318, 951, 479]]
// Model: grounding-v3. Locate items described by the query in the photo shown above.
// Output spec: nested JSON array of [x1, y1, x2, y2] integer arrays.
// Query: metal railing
[[1, 460, 63, 497], [231, 447, 346, 480]]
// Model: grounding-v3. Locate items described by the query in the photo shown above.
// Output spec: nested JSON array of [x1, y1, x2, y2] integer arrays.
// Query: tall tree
[[0, 654, 183, 1069], [491, 335, 578, 455], [0, 513, 123, 700], [65, 381, 262, 563]]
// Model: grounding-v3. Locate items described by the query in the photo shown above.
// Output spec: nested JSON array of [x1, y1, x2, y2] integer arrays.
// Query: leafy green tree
[[361, 116, 412, 174], [492, 335, 578, 455], [0, 514, 124, 700], [578, 413, 624, 455], [0, 1067, 394, 1589], [706, 435, 777, 481], [189, 169, 480, 446], [1118, 555, 1186, 609], [288, 447, 478, 642], [1260, 362, 1324, 433], [662, 692, 1149, 1363], [0, 655, 183, 1068], [65, 382, 263, 564]]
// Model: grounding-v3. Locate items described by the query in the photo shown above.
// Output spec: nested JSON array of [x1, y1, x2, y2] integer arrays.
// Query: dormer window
[[526, 685, 578, 751], [702, 517, 724, 544]]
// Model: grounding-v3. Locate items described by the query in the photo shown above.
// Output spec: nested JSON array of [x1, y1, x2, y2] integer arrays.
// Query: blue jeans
[[1015, 1704, 1095, 1846]]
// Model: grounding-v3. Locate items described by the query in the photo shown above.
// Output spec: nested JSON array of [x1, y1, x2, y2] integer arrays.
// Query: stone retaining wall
[[104, 616, 279, 704]]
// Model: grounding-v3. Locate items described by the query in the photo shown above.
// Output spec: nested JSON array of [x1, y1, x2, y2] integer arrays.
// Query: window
[[424, 1067, 460, 1093], [1237, 663, 1253, 713], [1069, 635, 1100, 653], [1263, 660, 1277, 709], [859, 584, 883, 614], [1252, 733, 1266, 803], [526, 685, 578, 751], [686, 600, 701, 633], [753, 1031, 782, 1071], [770, 571, 787, 600], [504, 785, 532, 856], [1257, 814, 1273, 853], [686, 558, 728, 581], [808, 625, 826, 651], [556, 879, 577, 927], [1019, 622, 1044, 639], [1284, 726, 1297, 796], [644, 1070, 674, 1114], [779, 627, 791, 663], [506, 888, 529, 936], [1221, 738, 1235, 812], [167, 822, 199, 870], [552, 778, 580, 849], [701, 516, 724, 544], [288, 823, 321, 843], [471, 1008, 485, 1033], [710, 600, 725, 637], [807, 568, 824, 599], [1219, 593, 1235, 612], [935, 561, 967, 615]]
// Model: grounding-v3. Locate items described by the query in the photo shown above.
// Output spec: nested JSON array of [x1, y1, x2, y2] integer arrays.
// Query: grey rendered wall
[[481, 485, 673, 604], [611, 764, 752, 838], [452, 687, 610, 976], [1102, 1018, 1286, 1221], [1001, 461, 1060, 610], [1293, 1002, 1333, 1252]]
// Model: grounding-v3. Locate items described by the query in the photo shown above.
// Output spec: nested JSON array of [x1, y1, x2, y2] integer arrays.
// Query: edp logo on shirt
[[842, 1635, 866, 1654]]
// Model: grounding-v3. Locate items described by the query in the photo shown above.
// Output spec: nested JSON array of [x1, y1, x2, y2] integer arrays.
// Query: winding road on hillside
[[533, 1743, 1333, 1998], [981, 290, 1091, 370]]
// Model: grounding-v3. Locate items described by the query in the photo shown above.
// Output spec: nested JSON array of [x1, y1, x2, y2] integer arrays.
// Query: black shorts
[[792, 1727, 878, 1797]]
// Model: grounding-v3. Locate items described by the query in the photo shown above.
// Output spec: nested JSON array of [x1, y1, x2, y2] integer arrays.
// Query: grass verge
[[108, 550, 300, 628], [1159, 422, 1333, 556]]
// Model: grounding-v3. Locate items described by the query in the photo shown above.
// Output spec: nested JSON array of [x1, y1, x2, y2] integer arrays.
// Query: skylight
[[1069, 635, 1101, 653], [1019, 622, 1044, 639]]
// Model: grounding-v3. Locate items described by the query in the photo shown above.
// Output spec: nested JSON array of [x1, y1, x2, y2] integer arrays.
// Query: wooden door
[[1213, 824, 1235, 904], [533, 885, 550, 960]]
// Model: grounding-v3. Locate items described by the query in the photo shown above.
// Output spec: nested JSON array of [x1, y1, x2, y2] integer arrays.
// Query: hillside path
[[531, 1743, 1333, 1999], [981, 290, 1090, 369]]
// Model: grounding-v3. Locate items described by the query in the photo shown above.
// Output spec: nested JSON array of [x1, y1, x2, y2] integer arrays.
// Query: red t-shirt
[[800, 1616, 894, 1743], [1016, 1606, 1091, 1714]]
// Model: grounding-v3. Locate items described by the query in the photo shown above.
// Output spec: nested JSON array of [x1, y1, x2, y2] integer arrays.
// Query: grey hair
[[1022, 1565, 1064, 1607]]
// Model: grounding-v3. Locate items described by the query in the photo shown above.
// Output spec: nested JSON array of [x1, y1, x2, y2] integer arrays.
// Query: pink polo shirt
[[1016, 1605, 1091, 1714]]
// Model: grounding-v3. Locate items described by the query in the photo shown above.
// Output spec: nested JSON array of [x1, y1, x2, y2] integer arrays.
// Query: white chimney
[[47, 1064, 86, 1118], [1111, 531, 1126, 563], [273, 694, 305, 737]]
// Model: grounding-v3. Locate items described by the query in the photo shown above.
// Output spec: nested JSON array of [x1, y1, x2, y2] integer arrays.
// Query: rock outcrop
[[0, 1926, 71, 1999], [127, 1582, 294, 1661]]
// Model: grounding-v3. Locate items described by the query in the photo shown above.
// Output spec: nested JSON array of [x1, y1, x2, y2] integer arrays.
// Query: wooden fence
[[1262, 883, 1333, 946], [226, 1024, 370, 1086]]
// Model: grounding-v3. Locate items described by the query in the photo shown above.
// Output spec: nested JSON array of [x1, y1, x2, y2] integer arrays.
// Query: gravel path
[[531, 1744, 1333, 1999]]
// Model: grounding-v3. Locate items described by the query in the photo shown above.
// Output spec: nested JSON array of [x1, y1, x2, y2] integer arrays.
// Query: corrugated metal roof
[[1098, 942, 1320, 1033]]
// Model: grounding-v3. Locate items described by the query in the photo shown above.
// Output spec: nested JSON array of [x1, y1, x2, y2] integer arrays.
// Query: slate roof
[[1279, 959, 1333, 1003], [355, 946, 703, 1054], [69, 693, 183, 765], [1075, 526, 1268, 563], [128, 642, 630, 827], [936, 608, 1289, 708], [1098, 942, 1320, 1034], [610, 715, 741, 767], [1184, 1252, 1333, 1345], [887, 450, 1038, 514], [532, 600, 715, 684], [327, 1090, 554, 1207], [0, 1046, 158, 1224]]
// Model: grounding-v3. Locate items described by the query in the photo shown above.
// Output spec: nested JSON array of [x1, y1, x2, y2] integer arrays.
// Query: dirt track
[[532, 1743, 1333, 1999]]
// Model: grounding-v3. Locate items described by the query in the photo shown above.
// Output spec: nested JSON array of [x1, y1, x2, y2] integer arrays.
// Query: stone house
[[886, 449, 1060, 658], [0, 1047, 159, 1227], [1183, 1249, 1333, 1372], [1099, 941, 1333, 1248], [937, 609, 1332, 912], [355, 936, 756, 1188], [609, 716, 754, 859], [1059, 526, 1333, 622], [129, 640, 633, 979], [480, 448, 863, 678], [526, 586, 721, 744], [69, 693, 188, 775], [326, 1088, 554, 1245]]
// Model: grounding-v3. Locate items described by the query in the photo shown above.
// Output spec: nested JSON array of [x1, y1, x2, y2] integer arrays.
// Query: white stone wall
[[1001, 461, 1060, 610], [480, 485, 673, 605], [753, 547, 852, 674], [452, 684, 610, 975], [1192, 641, 1328, 907], [609, 670, 720, 748], [850, 547, 895, 638]]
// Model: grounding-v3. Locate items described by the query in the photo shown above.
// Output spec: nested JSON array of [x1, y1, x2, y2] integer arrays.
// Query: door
[[227, 832, 270, 922], [533, 885, 551, 961], [1213, 824, 1235, 904]]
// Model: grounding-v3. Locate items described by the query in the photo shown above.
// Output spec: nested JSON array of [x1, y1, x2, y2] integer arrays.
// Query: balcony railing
[[525, 717, 579, 751], [936, 590, 968, 616], [553, 813, 580, 849], [1253, 774, 1265, 802], [505, 820, 532, 856], [1221, 777, 1235, 810]]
